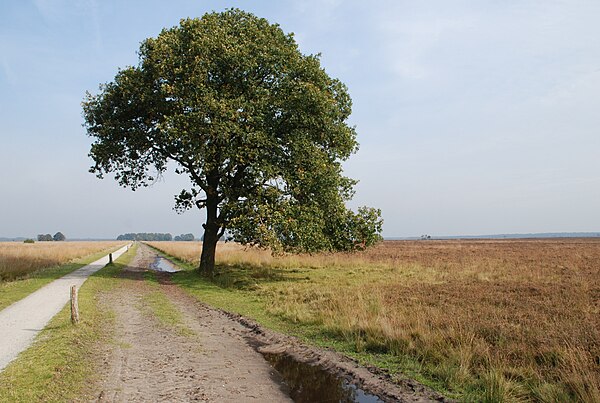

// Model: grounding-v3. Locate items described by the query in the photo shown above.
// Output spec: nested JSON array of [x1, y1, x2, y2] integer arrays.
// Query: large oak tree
[[83, 9, 382, 275]]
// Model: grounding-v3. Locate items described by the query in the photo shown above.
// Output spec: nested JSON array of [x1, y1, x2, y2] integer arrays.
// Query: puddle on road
[[262, 352, 383, 403], [150, 256, 179, 273]]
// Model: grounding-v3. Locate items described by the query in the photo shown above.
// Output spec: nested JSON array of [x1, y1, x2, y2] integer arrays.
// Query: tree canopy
[[83, 9, 382, 274]]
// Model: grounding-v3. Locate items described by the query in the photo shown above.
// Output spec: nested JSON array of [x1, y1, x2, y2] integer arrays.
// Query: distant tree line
[[116, 233, 196, 241], [174, 233, 195, 241], [117, 233, 172, 241], [37, 232, 66, 241]]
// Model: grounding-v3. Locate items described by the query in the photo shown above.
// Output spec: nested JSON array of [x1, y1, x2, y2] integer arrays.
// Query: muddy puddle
[[150, 256, 179, 273], [262, 353, 383, 403]]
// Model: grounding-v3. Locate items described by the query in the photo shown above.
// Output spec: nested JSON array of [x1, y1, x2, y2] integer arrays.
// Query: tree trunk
[[199, 193, 219, 276], [199, 224, 218, 276]]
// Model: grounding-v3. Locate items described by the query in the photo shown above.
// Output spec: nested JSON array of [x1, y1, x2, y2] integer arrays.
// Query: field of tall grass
[[148, 239, 600, 401], [0, 241, 126, 281]]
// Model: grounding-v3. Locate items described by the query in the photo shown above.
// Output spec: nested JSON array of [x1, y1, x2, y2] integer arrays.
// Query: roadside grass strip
[[0, 244, 126, 311], [0, 245, 137, 402]]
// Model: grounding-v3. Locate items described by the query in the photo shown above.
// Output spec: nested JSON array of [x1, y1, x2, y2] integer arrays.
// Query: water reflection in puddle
[[150, 256, 179, 273], [262, 353, 383, 403]]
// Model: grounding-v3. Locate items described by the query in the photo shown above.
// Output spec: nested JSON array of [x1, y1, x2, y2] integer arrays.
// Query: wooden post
[[70, 285, 79, 324], [109, 253, 113, 264]]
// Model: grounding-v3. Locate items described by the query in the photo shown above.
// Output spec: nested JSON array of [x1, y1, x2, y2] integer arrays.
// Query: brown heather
[[0, 241, 126, 281], [148, 239, 600, 401]]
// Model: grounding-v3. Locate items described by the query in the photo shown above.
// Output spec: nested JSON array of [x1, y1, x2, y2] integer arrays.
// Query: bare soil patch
[[94, 245, 290, 402]]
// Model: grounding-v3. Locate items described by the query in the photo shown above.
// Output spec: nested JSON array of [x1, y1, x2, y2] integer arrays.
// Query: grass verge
[[141, 271, 194, 337], [169, 268, 441, 390], [0, 244, 137, 402], [0, 244, 127, 311]]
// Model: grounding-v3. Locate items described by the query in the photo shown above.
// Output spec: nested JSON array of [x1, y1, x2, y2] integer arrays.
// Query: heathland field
[[0, 241, 126, 282], [148, 239, 600, 401]]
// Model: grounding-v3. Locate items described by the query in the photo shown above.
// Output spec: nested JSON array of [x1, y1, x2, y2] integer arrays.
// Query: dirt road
[[95, 244, 291, 402]]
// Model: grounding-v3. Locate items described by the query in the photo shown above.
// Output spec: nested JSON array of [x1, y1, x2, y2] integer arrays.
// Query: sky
[[1, 0, 599, 239]]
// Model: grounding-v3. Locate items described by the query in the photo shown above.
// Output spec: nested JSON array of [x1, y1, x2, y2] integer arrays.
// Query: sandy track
[[0, 244, 130, 372], [95, 244, 291, 402]]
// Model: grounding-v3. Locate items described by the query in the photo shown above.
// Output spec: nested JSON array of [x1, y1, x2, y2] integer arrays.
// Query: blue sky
[[1, 0, 599, 239]]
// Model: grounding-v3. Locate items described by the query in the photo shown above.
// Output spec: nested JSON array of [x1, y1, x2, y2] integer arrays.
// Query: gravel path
[[0, 244, 130, 371]]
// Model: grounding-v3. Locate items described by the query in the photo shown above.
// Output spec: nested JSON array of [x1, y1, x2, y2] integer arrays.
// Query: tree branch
[[151, 144, 208, 192]]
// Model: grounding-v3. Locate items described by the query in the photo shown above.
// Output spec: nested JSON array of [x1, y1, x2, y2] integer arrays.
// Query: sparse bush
[[23, 239, 35, 244]]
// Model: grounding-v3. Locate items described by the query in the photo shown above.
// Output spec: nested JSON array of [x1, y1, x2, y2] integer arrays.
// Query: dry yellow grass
[[0, 241, 126, 281], [148, 239, 600, 401]]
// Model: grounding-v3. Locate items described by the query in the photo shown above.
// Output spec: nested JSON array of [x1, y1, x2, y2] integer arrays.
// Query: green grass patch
[[0, 245, 127, 311], [141, 270, 194, 337], [0, 244, 137, 402], [154, 256, 456, 399]]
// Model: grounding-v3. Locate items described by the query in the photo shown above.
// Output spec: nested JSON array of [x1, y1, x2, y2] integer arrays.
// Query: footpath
[[0, 244, 130, 371]]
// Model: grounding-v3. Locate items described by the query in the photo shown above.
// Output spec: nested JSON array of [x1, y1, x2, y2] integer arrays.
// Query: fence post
[[70, 285, 79, 324], [109, 253, 113, 264]]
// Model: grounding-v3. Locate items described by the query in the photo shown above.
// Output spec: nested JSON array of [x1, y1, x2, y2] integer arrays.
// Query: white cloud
[[377, 15, 472, 79]]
